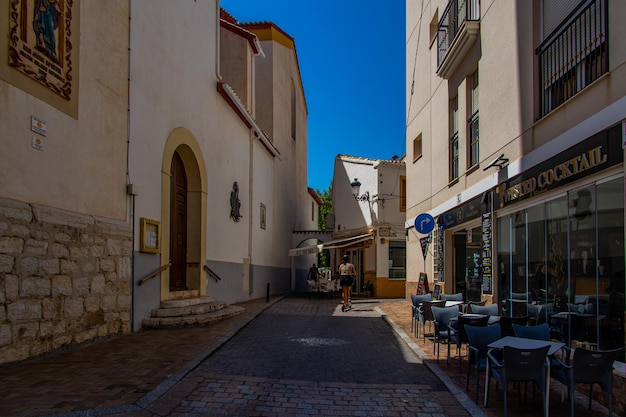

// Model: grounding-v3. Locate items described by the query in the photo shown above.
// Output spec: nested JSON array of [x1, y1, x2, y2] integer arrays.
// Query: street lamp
[[350, 178, 370, 201]]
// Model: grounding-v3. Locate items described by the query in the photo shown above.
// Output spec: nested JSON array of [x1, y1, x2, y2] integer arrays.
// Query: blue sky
[[220, 0, 406, 193]]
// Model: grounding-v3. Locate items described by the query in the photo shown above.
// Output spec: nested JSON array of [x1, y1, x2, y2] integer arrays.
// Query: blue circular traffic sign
[[414, 213, 435, 234]]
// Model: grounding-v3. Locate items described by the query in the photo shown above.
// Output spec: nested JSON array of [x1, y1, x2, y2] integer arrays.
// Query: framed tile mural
[[7, 0, 76, 101]]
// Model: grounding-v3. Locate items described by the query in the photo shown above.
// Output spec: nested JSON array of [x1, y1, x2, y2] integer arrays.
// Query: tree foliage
[[317, 181, 332, 231], [316, 181, 332, 267]]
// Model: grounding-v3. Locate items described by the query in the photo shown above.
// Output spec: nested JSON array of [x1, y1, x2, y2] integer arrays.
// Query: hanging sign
[[420, 235, 431, 260]]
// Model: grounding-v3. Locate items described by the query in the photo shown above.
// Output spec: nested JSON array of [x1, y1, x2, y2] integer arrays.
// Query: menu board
[[481, 212, 492, 293], [433, 225, 444, 282], [417, 272, 430, 295]]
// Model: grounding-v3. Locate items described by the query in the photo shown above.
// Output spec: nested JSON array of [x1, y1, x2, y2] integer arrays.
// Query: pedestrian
[[338, 254, 356, 311], [308, 263, 319, 282]]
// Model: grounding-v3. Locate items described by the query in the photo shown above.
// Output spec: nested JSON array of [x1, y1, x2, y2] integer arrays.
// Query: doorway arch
[[161, 128, 207, 300]]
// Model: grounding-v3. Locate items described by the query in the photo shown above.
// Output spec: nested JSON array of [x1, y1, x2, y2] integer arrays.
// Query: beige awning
[[288, 233, 373, 256]]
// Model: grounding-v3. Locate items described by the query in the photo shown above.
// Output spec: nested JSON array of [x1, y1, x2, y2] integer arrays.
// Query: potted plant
[[364, 280, 374, 297]]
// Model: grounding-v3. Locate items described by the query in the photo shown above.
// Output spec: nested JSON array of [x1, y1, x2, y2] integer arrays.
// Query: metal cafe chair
[[485, 345, 550, 417], [552, 347, 623, 417], [448, 313, 490, 371], [410, 293, 433, 337], [465, 323, 502, 403], [431, 305, 461, 363], [420, 300, 445, 342]]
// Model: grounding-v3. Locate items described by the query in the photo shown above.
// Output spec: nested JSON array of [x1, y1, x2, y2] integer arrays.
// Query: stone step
[[167, 289, 200, 300], [151, 299, 227, 318], [160, 296, 216, 309], [142, 305, 244, 328]]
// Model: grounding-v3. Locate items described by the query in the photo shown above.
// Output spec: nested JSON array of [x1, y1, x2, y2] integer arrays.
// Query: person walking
[[308, 264, 319, 282], [338, 254, 356, 311]]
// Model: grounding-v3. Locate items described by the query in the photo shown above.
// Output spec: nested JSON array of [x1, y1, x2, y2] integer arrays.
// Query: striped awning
[[288, 233, 373, 257]]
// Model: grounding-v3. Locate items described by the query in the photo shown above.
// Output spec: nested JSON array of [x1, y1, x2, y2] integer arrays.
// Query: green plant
[[364, 280, 374, 291]]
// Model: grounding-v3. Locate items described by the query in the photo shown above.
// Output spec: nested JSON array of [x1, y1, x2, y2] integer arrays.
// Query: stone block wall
[[0, 198, 132, 365]]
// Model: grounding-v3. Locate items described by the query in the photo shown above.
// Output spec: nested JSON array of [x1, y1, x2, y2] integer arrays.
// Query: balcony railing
[[437, 0, 480, 70], [537, 0, 608, 118]]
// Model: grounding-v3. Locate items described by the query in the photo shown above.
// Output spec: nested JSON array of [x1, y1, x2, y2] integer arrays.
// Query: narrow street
[[132, 296, 471, 416]]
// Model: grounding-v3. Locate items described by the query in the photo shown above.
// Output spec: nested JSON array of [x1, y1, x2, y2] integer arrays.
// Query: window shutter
[[542, 0, 584, 38]]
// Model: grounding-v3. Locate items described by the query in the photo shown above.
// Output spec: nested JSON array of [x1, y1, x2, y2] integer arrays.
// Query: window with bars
[[468, 70, 479, 169], [449, 94, 459, 182], [537, 0, 608, 117]]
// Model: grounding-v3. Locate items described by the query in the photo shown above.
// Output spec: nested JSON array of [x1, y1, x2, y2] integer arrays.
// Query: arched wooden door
[[170, 152, 188, 291]]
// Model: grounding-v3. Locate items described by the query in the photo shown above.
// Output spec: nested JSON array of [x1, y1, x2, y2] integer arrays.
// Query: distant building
[[406, 0, 625, 376], [331, 155, 407, 298]]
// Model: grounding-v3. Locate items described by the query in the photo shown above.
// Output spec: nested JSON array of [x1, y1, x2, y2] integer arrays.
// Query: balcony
[[436, 0, 480, 79], [537, 0, 608, 118]]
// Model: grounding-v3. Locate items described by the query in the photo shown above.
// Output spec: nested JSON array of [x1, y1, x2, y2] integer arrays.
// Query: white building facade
[[0, 0, 313, 364], [406, 0, 625, 372], [331, 155, 407, 297], [129, 4, 313, 325]]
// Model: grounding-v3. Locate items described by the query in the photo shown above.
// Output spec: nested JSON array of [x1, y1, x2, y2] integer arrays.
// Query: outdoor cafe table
[[485, 336, 566, 417], [444, 300, 464, 308]]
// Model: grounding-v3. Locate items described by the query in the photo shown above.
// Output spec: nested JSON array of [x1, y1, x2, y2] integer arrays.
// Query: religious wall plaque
[[8, 0, 75, 100]]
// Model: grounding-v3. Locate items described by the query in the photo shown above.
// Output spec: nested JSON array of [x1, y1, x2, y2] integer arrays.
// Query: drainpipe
[[126, 0, 135, 331], [248, 130, 254, 295], [215, 0, 222, 82]]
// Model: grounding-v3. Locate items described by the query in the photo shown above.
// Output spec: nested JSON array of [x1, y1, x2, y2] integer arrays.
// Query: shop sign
[[481, 212, 492, 294], [439, 194, 482, 229], [495, 127, 623, 209]]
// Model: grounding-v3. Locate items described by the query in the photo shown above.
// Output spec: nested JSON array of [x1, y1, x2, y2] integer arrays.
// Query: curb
[[376, 305, 488, 417]]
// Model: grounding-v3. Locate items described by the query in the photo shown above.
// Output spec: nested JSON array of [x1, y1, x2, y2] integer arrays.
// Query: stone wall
[[0, 198, 132, 365]]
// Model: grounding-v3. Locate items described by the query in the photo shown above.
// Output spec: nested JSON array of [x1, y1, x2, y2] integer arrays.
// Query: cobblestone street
[[0, 295, 615, 417]]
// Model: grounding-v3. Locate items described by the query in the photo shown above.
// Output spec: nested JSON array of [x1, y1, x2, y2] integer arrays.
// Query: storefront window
[[496, 178, 624, 360], [595, 179, 625, 353], [388, 241, 406, 279]]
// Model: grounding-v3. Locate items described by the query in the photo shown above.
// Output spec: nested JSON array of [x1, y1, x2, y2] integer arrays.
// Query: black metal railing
[[203, 264, 222, 282], [437, 0, 480, 68], [450, 131, 459, 181], [537, 0, 608, 118], [468, 110, 479, 168]]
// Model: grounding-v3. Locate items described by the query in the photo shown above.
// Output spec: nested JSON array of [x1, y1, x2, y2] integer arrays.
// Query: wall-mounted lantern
[[350, 178, 370, 201]]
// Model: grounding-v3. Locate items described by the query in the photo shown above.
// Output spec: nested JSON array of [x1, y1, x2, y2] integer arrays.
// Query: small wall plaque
[[140, 218, 160, 253]]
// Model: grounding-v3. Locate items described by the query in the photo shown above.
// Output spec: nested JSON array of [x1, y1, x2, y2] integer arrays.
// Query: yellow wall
[[371, 276, 405, 298]]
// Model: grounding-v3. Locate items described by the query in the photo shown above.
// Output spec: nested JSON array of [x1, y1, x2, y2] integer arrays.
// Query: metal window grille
[[537, 0, 608, 118]]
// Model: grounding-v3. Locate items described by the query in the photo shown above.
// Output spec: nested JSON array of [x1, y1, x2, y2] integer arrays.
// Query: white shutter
[[542, 0, 585, 39]]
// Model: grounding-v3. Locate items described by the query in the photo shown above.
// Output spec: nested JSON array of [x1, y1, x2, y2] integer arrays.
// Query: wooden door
[[170, 152, 188, 291]]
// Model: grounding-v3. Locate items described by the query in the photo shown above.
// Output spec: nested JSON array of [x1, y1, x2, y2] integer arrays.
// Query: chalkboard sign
[[417, 272, 429, 295], [433, 284, 441, 300]]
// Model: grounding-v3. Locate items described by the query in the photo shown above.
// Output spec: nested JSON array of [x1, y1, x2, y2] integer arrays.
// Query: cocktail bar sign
[[496, 125, 623, 209]]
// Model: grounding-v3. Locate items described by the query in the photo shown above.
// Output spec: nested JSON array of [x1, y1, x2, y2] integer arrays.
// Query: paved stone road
[[127, 297, 472, 417]]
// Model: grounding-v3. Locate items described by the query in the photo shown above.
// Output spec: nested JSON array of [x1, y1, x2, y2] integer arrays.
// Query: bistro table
[[444, 300, 464, 309], [485, 336, 566, 417]]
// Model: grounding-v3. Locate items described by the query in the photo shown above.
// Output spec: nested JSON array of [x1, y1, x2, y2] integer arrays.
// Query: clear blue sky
[[220, 0, 406, 193]]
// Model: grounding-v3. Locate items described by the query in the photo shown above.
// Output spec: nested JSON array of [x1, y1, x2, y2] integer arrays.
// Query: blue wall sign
[[414, 213, 435, 234]]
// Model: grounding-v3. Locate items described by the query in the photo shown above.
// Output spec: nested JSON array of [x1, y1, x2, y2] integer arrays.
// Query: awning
[[288, 233, 373, 257]]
